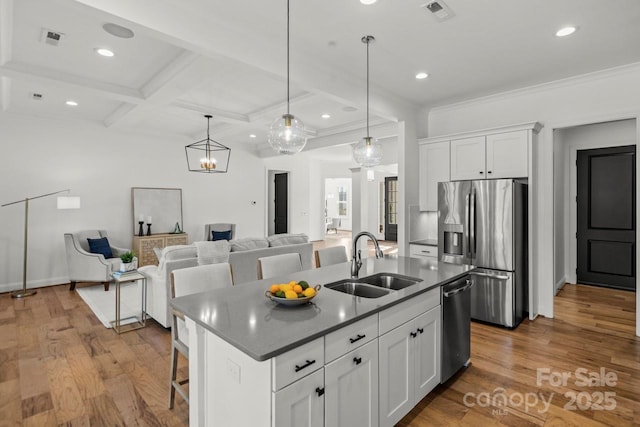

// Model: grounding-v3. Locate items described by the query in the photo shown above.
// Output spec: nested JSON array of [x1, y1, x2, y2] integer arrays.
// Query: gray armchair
[[64, 230, 129, 291], [204, 223, 236, 241]]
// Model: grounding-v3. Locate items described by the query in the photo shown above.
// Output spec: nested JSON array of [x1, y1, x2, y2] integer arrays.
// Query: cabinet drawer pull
[[294, 359, 316, 372], [349, 334, 366, 344], [479, 171, 484, 174], [421, 250, 431, 254], [417, 328, 424, 334], [487, 170, 492, 174], [353, 357, 362, 365], [316, 387, 325, 396], [410, 332, 417, 338]]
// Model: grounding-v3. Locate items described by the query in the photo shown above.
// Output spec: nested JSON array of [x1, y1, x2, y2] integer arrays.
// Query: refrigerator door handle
[[469, 192, 476, 259], [465, 193, 471, 258], [470, 271, 510, 280]]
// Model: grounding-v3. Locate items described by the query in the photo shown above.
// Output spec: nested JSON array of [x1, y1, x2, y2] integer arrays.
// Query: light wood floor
[[0, 282, 637, 426]]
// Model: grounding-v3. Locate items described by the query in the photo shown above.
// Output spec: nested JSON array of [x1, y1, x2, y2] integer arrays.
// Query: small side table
[[110, 271, 147, 334]]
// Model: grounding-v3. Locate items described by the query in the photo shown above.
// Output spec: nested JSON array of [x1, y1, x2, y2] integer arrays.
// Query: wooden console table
[[133, 233, 189, 267]]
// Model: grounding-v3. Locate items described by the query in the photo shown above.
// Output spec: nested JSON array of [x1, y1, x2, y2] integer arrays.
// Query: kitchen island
[[171, 255, 472, 427]]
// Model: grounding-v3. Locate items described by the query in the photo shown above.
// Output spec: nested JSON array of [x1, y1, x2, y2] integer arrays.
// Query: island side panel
[[187, 317, 272, 427]]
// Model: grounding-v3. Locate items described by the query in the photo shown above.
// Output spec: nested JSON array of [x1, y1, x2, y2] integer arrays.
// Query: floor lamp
[[1, 189, 77, 298]]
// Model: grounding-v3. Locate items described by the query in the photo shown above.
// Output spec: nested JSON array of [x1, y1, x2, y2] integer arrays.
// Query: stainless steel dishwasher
[[441, 275, 473, 383]]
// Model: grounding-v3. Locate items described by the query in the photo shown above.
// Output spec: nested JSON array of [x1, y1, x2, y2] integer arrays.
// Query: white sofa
[[140, 234, 313, 328]]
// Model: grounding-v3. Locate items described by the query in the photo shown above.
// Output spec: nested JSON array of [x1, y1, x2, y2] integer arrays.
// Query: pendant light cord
[[366, 37, 370, 138], [286, 0, 290, 116]]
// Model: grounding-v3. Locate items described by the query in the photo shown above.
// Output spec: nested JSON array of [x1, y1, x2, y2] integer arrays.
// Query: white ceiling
[[2, 0, 640, 160]]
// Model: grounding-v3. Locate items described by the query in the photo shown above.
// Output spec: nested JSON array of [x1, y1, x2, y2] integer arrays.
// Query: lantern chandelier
[[353, 35, 383, 168], [185, 115, 231, 173], [267, 0, 307, 155]]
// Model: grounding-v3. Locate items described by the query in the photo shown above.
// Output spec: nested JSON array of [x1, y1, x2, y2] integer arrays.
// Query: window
[[338, 186, 348, 216]]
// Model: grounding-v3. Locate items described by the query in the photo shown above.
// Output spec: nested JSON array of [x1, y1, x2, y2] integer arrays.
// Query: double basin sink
[[325, 273, 421, 298]]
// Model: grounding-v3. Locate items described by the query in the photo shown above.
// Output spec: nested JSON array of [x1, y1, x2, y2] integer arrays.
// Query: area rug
[[76, 281, 144, 328]]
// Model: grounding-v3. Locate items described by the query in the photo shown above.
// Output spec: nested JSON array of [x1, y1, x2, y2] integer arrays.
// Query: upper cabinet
[[418, 141, 450, 211], [450, 130, 528, 180], [419, 123, 542, 211]]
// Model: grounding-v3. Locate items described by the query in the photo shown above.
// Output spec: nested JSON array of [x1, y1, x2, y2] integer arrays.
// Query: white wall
[[0, 112, 266, 292], [558, 119, 637, 286], [427, 62, 640, 335], [553, 129, 566, 293]]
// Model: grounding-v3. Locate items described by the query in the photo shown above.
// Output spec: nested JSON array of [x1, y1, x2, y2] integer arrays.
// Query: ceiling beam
[[0, 0, 12, 66], [0, 61, 144, 103], [172, 100, 249, 124]]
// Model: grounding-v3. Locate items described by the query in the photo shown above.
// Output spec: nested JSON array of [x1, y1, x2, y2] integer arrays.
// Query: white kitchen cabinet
[[378, 305, 441, 427], [418, 141, 450, 211], [486, 130, 528, 178], [409, 243, 437, 259], [450, 136, 486, 180], [325, 339, 379, 427], [273, 368, 324, 427], [450, 130, 528, 181]]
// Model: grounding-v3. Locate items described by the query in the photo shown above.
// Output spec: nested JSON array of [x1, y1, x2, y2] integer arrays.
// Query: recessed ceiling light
[[321, 113, 331, 119], [102, 23, 135, 39], [65, 100, 78, 106], [95, 48, 114, 57], [360, 0, 377, 4], [555, 26, 577, 37], [415, 72, 429, 80], [249, 134, 257, 138]]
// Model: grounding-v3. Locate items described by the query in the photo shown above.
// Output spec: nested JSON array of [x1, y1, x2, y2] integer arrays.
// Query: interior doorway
[[577, 145, 636, 290], [267, 169, 289, 236], [384, 176, 398, 241], [274, 173, 288, 234]]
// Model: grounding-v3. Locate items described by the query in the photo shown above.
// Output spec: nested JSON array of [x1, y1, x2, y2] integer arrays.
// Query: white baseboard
[[554, 276, 567, 295], [0, 276, 69, 294]]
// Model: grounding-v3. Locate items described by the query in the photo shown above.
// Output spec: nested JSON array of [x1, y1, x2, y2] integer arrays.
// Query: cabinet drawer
[[409, 244, 437, 258], [379, 287, 440, 335], [325, 315, 378, 363], [272, 337, 324, 391]]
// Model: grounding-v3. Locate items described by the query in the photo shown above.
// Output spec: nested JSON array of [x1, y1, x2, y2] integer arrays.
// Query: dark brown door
[[274, 173, 288, 234], [577, 145, 636, 291], [384, 177, 398, 241]]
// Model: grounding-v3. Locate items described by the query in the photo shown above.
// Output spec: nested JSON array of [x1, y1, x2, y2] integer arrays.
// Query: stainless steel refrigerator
[[438, 179, 527, 328]]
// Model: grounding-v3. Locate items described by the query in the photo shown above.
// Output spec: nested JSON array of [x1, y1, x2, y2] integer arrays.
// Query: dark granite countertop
[[170, 255, 472, 361]]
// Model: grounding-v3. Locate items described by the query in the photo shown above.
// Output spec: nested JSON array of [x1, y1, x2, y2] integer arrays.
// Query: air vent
[[422, 0, 455, 22], [41, 29, 64, 46], [31, 93, 43, 100]]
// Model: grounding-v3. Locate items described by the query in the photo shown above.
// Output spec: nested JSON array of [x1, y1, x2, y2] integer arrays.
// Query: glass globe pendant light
[[268, 0, 307, 155], [353, 35, 383, 168]]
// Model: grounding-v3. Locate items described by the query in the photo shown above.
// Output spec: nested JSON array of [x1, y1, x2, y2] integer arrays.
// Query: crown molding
[[430, 62, 640, 115]]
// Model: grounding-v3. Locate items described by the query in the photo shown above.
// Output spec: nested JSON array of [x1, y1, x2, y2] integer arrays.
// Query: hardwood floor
[[0, 282, 637, 426]]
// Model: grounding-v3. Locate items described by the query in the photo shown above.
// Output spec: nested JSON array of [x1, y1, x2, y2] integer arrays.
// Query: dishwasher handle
[[470, 271, 510, 280], [443, 279, 473, 298]]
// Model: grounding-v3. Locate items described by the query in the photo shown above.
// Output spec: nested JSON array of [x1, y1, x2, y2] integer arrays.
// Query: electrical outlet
[[226, 359, 240, 383]]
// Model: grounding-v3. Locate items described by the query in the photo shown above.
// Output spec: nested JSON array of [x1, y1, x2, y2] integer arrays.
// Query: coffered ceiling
[[2, 0, 640, 158]]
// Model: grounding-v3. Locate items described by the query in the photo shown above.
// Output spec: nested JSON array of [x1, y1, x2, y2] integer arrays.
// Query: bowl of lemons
[[265, 280, 321, 306]]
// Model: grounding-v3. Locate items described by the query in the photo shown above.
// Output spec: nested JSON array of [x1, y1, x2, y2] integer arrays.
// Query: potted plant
[[119, 251, 138, 272]]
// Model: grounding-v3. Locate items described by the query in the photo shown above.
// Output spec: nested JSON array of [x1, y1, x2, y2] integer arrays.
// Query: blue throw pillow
[[87, 237, 114, 258], [212, 230, 232, 241]]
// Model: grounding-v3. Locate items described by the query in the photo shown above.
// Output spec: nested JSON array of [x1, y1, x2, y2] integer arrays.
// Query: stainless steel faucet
[[351, 231, 384, 278]]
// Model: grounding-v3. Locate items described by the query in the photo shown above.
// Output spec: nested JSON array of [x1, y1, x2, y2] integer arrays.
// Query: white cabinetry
[[325, 339, 379, 427], [274, 368, 324, 427], [450, 136, 486, 181], [450, 130, 528, 181], [378, 290, 441, 427], [486, 130, 528, 179], [418, 141, 450, 211], [409, 244, 437, 259]]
